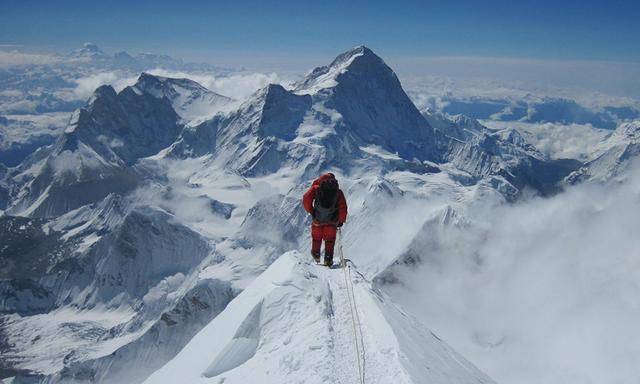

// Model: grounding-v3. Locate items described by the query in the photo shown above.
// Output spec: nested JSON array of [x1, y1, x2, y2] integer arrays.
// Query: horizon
[[3, 40, 640, 100], [2, 0, 639, 98], [2, 0, 639, 65]]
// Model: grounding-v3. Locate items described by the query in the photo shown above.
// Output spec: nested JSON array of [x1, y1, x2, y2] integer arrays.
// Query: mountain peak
[[87, 84, 117, 105], [328, 45, 379, 67], [294, 45, 386, 94], [134, 72, 169, 93], [292, 45, 440, 161], [134, 72, 209, 94], [69, 42, 108, 59], [132, 72, 234, 122], [257, 83, 289, 99], [138, 71, 158, 81], [82, 42, 102, 52]]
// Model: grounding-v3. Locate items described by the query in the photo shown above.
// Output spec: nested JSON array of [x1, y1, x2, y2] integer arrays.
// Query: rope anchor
[[337, 228, 365, 384]]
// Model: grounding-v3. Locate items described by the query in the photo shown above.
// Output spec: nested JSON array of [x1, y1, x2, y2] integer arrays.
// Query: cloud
[[393, 56, 640, 99], [481, 120, 610, 160], [70, 69, 283, 102], [383, 163, 640, 384], [0, 50, 60, 68], [144, 69, 282, 100], [403, 75, 640, 111], [72, 72, 138, 99]]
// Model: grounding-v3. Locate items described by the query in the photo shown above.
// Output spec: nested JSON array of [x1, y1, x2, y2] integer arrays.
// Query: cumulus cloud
[[384, 163, 640, 384]]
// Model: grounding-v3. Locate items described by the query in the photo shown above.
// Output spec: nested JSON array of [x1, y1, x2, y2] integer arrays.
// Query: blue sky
[[1, 0, 639, 65]]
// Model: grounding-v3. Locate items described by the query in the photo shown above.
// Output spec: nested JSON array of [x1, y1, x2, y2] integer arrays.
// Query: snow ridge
[[144, 251, 495, 384]]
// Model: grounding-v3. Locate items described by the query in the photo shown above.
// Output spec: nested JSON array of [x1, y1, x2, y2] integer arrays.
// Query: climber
[[302, 173, 348, 267]]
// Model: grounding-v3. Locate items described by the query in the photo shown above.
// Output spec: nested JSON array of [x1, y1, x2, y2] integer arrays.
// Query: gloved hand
[[336, 222, 343, 227]]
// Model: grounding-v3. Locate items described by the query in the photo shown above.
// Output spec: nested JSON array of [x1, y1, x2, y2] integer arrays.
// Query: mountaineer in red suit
[[302, 173, 348, 267]]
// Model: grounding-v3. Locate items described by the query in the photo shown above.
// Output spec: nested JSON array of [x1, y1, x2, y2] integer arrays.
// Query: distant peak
[[138, 72, 163, 82], [82, 42, 101, 51], [70, 42, 107, 58]]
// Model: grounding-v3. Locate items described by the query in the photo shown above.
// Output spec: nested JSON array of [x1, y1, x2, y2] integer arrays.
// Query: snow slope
[[133, 73, 235, 124], [566, 120, 640, 183], [144, 251, 494, 384]]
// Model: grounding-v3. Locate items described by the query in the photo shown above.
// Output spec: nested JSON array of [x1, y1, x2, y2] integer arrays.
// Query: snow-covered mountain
[[133, 73, 235, 124], [172, 45, 445, 174], [445, 128, 582, 197], [293, 46, 443, 161], [63, 43, 229, 73], [423, 111, 485, 142], [566, 120, 640, 183], [68, 43, 110, 61], [2, 45, 638, 384], [0, 194, 235, 382], [5, 77, 184, 218], [170, 45, 577, 195], [0, 43, 240, 168]]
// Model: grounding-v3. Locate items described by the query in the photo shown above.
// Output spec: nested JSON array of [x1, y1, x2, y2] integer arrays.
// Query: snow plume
[[72, 72, 138, 99], [384, 164, 640, 384], [144, 69, 283, 100]]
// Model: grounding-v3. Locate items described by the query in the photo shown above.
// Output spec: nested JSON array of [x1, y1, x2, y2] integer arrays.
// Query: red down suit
[[302, 173, 348, 258]]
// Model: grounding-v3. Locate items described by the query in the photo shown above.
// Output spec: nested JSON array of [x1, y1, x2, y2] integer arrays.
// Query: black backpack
[[316, 178, 339, 208]]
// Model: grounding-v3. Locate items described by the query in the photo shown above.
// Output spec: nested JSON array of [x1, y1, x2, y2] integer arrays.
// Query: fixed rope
[[337, 228, 365, 384]]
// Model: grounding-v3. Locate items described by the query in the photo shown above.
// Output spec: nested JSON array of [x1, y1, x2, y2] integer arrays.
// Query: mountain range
[[1, 45, 639, 383]]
